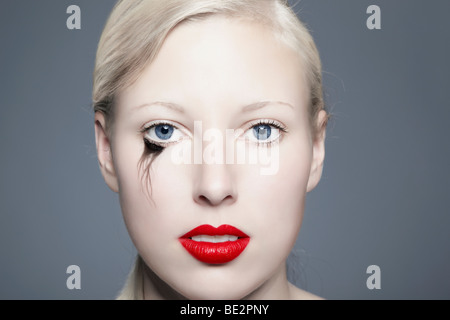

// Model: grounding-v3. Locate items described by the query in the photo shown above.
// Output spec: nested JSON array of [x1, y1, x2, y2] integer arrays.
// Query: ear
[[94, 112, 119, 193], [306, 110, 327, 192]]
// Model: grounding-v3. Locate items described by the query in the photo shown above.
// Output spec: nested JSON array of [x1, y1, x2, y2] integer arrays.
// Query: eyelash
[[246, 119, 288, 147], [141, 119, 288, 153], [141, 120, 177, 154]]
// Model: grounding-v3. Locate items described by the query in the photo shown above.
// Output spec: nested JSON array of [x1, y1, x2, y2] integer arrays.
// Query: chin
[[180, 285, 254, 300], [170, 267, 261, 300]]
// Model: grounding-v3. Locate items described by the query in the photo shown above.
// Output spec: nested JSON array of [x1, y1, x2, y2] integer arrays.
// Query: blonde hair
[[93, 0, 327, 299]]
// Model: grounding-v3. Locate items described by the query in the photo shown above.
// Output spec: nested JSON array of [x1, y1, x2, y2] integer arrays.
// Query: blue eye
[[155, 124, 174, 140], [144, 122, 185, 146], [253, 124, 272, 140], [243, 120, 287, 145]]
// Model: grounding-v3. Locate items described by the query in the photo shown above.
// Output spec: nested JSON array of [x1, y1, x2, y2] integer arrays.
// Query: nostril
[[193, 166, 237, 206], [197, 195, 209, 204], [196, 194, 235, 206], [222, 195, 234, 202]]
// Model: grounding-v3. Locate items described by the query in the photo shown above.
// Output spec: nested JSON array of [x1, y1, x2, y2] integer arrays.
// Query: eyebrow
[[132, 100, 293, 114], [241, 101, 294, 112], [132, 101, 185, 113]]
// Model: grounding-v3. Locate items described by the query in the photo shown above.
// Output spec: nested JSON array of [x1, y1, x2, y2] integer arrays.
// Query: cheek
[[241, 139, 312, 263], [112, 136, 165, 248], [275, 140, 312, 213], [113, 140, 152, 242], [245, 139, 312, 215], [113, 140, 192, 255]]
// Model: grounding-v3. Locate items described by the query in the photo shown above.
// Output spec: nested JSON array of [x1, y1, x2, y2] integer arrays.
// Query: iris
[[253, 124, 271, 140], [155, 124, 174, 140]]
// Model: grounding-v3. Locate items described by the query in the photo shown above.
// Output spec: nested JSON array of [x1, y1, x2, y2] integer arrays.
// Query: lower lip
[[179, 225, 250, 264]]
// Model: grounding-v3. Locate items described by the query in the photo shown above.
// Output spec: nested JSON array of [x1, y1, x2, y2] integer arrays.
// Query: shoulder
[[288, 283, 324, 300]]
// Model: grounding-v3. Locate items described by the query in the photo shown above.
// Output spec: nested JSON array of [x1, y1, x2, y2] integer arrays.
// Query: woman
[[93, 0, 328, 299]]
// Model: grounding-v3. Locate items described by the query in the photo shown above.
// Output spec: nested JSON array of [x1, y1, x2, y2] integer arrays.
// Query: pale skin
[[95, 16, 327, 299]]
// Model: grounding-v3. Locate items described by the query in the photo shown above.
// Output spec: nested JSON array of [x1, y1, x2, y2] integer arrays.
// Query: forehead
[[117, 16, 309, 116]]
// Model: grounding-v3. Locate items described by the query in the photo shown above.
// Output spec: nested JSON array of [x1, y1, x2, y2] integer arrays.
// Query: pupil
[[161, 126, 169, 135]]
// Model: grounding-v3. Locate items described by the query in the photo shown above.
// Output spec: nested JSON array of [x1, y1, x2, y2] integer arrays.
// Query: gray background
[[0, 0, 449, 299]]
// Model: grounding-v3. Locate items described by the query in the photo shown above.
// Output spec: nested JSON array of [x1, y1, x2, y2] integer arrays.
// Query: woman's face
[[97, 17, 326, 299]]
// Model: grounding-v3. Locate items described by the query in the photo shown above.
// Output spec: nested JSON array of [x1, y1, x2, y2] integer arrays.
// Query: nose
[[193, 163, 237, 207]]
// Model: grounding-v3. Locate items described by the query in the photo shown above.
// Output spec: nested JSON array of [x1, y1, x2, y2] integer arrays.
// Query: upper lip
[[180, 224, 249, 239]]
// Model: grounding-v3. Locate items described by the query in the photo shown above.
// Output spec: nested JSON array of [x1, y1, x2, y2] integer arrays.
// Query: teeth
[[191, 235, 239, 243]]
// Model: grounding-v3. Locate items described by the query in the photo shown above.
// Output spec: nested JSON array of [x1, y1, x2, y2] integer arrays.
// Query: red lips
[[179, 224, 250, 264]]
